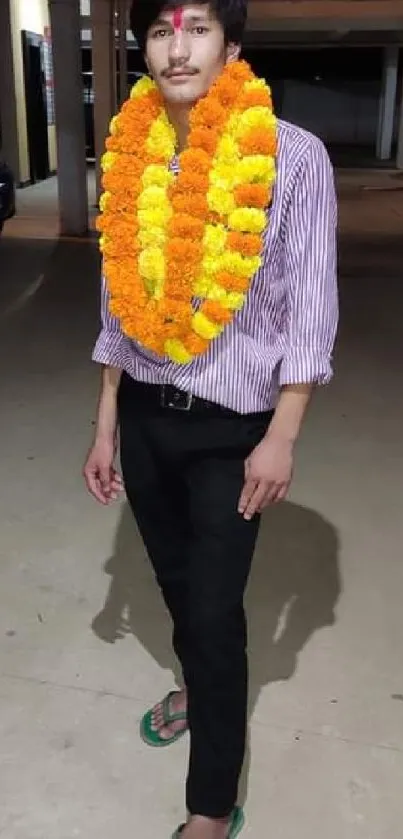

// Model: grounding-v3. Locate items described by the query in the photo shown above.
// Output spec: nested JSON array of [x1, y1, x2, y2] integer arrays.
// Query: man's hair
[[130, 1, 248, 53]]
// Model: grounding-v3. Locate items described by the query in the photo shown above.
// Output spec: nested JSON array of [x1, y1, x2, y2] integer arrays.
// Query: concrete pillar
[[0, 0, 20, 181], [397, 80, 403, 170], [92, 0, 117, 201], [376, 46, 399, 161], [48, 0, 89, 236], [118, 0, 128, 106]]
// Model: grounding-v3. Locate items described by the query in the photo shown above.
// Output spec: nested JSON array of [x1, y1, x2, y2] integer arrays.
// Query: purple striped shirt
[[93, 119, 339, 413]]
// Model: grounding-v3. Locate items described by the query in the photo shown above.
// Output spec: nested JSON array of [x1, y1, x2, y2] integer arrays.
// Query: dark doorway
[[21, 30, 50, 183]]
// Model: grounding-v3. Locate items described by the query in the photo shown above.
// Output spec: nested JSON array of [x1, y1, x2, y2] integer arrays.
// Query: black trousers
[[118, 373, 272, 818]]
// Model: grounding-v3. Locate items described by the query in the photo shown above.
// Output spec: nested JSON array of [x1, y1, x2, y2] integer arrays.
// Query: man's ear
[[226, 42, 241, 64]]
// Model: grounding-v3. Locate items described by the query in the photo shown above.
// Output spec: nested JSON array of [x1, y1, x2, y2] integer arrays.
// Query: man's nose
[[168, 30, 191, 64]]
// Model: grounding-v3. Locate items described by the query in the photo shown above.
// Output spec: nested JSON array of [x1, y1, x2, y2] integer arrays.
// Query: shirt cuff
[[92, 328, 128, 368], [279, 346, 334, 387]]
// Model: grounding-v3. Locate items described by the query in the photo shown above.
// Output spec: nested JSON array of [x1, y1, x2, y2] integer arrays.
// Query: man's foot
[[150, 688, 187, 741], [180, 815, 230, 839]]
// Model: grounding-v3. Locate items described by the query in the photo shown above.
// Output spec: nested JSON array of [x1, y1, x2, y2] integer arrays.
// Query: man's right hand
[[83, 437, 124, 505]]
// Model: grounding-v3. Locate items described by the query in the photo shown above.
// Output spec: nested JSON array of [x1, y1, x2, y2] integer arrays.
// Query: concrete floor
[[0, 233, 403, 839]]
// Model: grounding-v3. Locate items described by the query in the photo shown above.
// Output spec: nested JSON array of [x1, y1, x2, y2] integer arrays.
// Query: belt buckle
[[161, 385, 193, 411]]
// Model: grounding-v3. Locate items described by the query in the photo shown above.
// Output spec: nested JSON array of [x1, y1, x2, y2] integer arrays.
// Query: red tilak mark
[[173, 7, 184, 30]]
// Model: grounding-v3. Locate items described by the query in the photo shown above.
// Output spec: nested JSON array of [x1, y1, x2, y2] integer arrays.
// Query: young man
[[84, 2, 338, 837]]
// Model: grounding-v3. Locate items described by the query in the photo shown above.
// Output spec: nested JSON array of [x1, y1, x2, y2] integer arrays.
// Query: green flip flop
[[171, 806, 245, 839], [140, 690, 188, 747]]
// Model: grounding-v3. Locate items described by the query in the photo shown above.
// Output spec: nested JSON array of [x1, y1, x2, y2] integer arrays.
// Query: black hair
[[130, 0, 248, 53]]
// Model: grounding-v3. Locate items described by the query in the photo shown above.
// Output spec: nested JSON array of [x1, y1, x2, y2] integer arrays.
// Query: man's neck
[[164, 102, 192, 153]]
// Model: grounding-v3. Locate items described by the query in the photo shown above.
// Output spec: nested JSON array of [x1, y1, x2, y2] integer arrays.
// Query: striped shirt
[[93, 119, 339, 414]]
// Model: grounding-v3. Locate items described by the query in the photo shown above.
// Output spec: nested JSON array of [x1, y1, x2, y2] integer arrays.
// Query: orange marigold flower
[[238, 90, 272, 109], [174, 171, 210, 195], [111, 154, 144, 178], [179, 148, 211, 174], [188, 127, 219, 156], [227, 60, 254, 85], [192, 98, 226, 130], [201, 301, 232, 324], [182, 332, 209, 356], [215, 76, 241, 109], [131, 313, 166, 354], [227, 232, 263, 257], [171, 193, 209, 219], [106, 136, 121, 153], [118, 111, 154, 139], [233, 184, 270, 209], [238, 128, 277, 157], [160, 298, 193, 326], [102, 239, 139, 260], [168, 214, 205, 239], [102, 170, 142, 196], [166, 239, 203, 264], [166, 238, 203, 299], [215, 270, 250, 293]]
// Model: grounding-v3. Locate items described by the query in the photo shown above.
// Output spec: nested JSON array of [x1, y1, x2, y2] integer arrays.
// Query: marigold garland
[[97, 60, 277, 364]]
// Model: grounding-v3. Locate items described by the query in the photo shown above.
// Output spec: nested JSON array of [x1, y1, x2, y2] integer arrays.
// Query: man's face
[[145, 3, 240, 107]]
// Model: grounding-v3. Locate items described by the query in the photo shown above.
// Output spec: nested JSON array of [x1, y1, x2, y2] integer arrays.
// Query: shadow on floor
[[92, 499, 341, 801]]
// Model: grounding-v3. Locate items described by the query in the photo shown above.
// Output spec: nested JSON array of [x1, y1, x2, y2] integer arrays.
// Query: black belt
[[121, 376, 238, 415]]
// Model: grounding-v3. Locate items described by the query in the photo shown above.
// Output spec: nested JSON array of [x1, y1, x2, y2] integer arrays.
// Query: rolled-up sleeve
[[279, 137, 339, 386], [92, 274, 130, 368]]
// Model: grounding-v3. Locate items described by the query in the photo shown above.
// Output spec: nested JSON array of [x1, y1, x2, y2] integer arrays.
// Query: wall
[[254, 0, 403, 20], [0, 0, 19, 176], [282, 79, 380, 145], [10, 0, 57, 183]]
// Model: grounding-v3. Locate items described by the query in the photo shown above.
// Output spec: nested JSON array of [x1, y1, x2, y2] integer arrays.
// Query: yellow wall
[[10, 0, 57, 183]]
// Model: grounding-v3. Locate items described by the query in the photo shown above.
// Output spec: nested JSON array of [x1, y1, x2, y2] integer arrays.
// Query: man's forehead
[[158, 4, 212, 23]]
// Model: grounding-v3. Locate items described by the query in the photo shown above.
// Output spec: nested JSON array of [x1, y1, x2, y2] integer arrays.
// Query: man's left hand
[[238, 435, 294, 521]]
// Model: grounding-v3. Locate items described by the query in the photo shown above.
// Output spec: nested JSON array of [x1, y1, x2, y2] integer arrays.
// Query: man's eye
[[193, 26, 208, 34], [153, 28, 169, 38]]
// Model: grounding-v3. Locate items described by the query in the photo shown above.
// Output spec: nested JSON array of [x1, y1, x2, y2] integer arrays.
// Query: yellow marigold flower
[[207, 186, 235, 216], [130, 76, 157, 99], [204, 283, 246, 310], [109, 115, 120, 135], [236, 106, 277, 137], [228, 207, 267, 234], [146, 114, 176, 160], [244, 79, 268, 92], [236, 155, 276, 185], [137, 185, 169, 211], [215, 134, 239, 165], [139, 247, 166, 298], [139, 226, 167, 249], [219, 251, 262, 278], [101, 151, 118, 172], [193, 312, 223, 340], [201, 255, 221, 277], [209, 162, 238, 191], [204, 281, 227, 302], [138, 247, 165, 278], [142, 165, 174, 189], [99, 191, 111, 212], [164, 339, 192, 365], [203, 224, 227, 255], [138, 206, 172, 229], [221, 291, 246, 310], [226, 112, 241, 135], [193, 273, 215, 297]]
